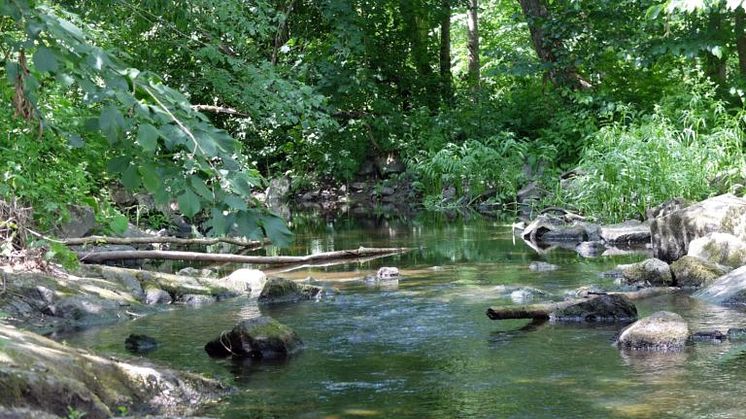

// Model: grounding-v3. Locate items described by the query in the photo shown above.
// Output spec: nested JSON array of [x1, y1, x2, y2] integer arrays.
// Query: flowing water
[[61, 213, 746, 418]]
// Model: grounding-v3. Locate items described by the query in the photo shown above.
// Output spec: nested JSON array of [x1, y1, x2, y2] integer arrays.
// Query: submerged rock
[[258, 278, 322, 304], [617, 258, 673, 286], [670, 256, 728, 287], [687, 232, 746, 269], [204, 316, 303, 360], [616, 311, 689, 352], [690, 330, 726, 343], [651, 194, 746, 262], [727, 328, 746, 340], [600, 220, 651, 245], [528, 261, 559, 272], [550, 294, 638, 322], [124, 334, 158, 353]]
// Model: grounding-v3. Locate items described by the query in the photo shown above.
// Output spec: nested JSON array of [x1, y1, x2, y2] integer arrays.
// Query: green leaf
[[121, 165, 140, 190], [107, 156, 130, 174], [99, 106, 126, 143], [109, 215, 129, 234], [138, 164, 160, 193], [5, 61, 19, 83], [236, 211, 261, 239], [223, 195, 248, 211], [206, 208, 228, 236], [137, 124, 160, 153], [33, 46, 59, 73], [260, 214, 293, 247], [190, 176, 213, 199], [177, 189, 201, 218]]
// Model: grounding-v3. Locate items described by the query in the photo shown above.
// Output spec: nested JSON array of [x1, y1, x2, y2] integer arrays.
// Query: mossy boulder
[[687, 232, 746, 269], [616, 311, 689, 352], [651, 194, 746, 262], [204, 316, 303, 360], [0, 324, 228, 418], [258, 278, 322, 304], [550, 294, 638, 322], [617, 258, 673, 286], [670, 255, 728, 287], [222, 268, 267, 297]]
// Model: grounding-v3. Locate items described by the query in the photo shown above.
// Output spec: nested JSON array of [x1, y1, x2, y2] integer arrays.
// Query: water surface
[[62, 213, 746, 418]]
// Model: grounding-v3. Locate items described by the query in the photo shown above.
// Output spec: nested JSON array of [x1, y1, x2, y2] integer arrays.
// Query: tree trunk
[[467, 0, 480, 91], [517, 0, 590, 89], [704, 9, 727, 85], [400, 0, 438, 109], [736, 7, 746, 77], [76, 246, 412, 265], [271, 0, 295, 65], [440, 0, 453, 104]]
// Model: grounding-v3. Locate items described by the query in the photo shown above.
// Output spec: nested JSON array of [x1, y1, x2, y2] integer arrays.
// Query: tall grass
[[558, 90, 746, 222]]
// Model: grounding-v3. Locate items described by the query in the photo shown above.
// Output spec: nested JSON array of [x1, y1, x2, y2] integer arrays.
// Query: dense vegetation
[[3, 0, 746, 245]]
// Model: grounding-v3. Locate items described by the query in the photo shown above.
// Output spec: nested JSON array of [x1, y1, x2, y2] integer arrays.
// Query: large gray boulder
[[687, 232, 746, 268], [616, 311, 689, 352], [222, 268, 267, 297], [550, 294, 638, 322], [204, 316, 303, 359], [600, 220, 651, 245], [617, 258, 673, 286], [258, 278, 322, 304], [651, 194, 746, 262], [670, 255, 729, 287], [695, 265, 746, 305], [57, 205, 97, 238]]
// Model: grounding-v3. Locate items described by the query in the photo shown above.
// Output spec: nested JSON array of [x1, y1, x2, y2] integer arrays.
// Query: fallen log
[[62, 235, 267, 248], [486, 300, 577, 320], [486, 287, 680, 320], [77, 246, 412, 265]]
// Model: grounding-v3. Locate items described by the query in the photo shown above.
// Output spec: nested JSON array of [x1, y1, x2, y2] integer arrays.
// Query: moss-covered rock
[[687, 232, 746, 269], [258, 278, 322, 304], [204, 316, 303, 360], [670, 255, 728, 287], [550, 294, 638, 322], [616, 311, 689, 352], [0, 324, 228, 418], [617, 258, 673, 286]]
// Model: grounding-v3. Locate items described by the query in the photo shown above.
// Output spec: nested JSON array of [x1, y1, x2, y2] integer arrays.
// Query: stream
[[60, 213, 746, 418]]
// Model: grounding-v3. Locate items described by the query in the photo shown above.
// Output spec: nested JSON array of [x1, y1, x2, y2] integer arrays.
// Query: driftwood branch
[[62, 235, 266, 248], [486, 287, 680, 320], [77, 246, 412, 265]]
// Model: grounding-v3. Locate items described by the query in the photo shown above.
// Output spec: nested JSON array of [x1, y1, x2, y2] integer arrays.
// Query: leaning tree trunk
[[467, 0, 480, 93], [517, 0, 590, 89], [440, 0, 453, 104]]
